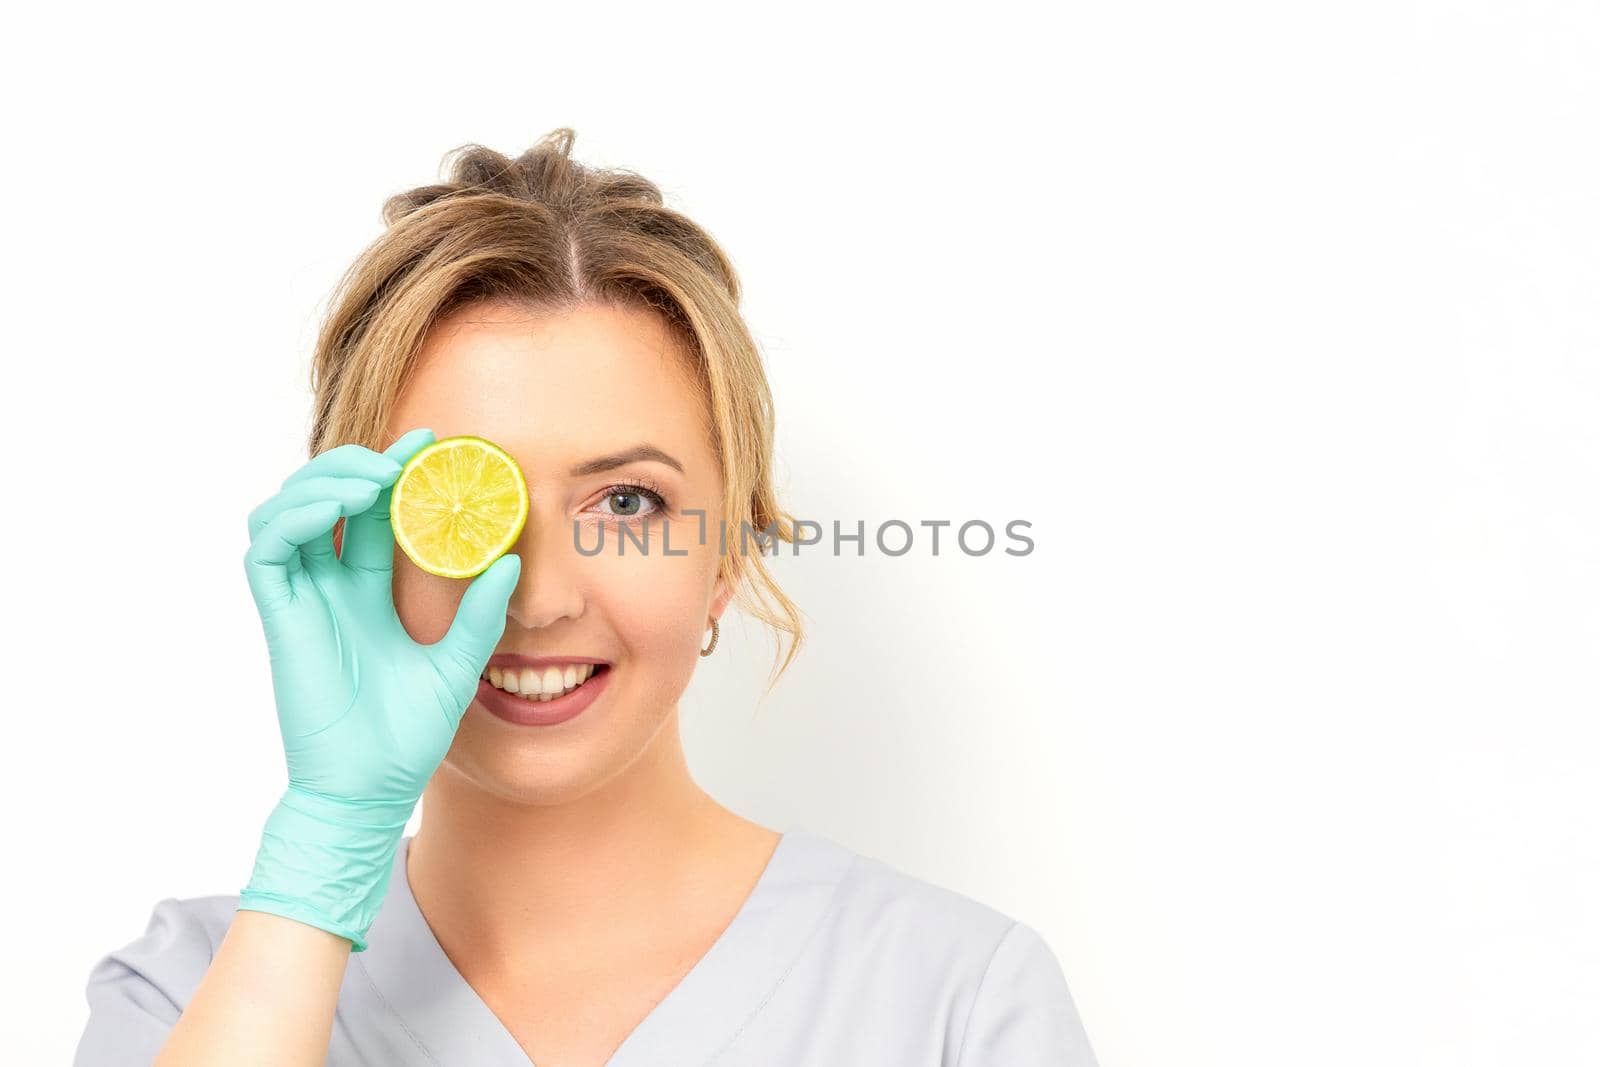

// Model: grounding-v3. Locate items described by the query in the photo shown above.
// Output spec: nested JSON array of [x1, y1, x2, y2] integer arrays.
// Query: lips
[[474, 662, 612, 727], [486, 653, 611, 671]]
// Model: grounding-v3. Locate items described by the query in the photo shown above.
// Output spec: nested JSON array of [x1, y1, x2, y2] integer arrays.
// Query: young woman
[[74, 128, 1098, 1067]]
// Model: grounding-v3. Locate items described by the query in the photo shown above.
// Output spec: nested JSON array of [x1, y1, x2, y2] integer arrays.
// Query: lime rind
[[390, 435, 529, 579]]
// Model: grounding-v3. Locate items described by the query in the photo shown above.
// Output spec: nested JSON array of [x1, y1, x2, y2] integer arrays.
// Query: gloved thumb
[[433, 553, 521, 711]]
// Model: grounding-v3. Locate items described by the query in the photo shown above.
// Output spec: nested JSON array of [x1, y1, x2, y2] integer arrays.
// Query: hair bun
[[381, 127, 666, 227]]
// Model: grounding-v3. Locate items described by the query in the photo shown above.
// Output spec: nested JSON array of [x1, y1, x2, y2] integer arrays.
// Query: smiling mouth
[[479, 663, 611, 702]]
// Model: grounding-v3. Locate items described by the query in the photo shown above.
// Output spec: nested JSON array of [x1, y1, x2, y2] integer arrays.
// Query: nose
[[503, 506, 585, 630]]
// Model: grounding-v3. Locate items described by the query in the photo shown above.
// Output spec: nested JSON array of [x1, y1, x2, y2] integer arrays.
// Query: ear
[[710, 567, 737, 620]]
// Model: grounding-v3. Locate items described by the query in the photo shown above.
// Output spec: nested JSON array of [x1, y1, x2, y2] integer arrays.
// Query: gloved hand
[[235, 427, 521, 951]]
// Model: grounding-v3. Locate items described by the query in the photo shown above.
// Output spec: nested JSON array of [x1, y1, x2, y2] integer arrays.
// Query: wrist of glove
[[237, 787, 416, 953]]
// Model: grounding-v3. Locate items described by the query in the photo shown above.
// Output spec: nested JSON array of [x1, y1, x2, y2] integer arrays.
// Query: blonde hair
[[307, 127, 806, 692]]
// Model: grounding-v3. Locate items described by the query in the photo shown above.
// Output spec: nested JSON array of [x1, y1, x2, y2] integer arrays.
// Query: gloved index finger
[[336, 427, 437, 581], [382, 427, 437, 472], [283, 442, 404, 491]]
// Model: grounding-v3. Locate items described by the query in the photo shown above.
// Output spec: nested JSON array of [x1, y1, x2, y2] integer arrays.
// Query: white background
[[4, 2, 1596, 1064]]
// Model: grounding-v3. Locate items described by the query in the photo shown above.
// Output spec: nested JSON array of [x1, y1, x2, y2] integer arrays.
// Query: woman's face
[[385, 298, 731, 804]]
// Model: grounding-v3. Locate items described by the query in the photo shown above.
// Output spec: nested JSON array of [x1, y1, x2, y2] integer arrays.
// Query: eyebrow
[[568, 444, 685, 477]]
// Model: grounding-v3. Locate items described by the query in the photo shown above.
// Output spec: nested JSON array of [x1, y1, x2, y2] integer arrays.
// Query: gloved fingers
[[429, 552, 522, 725], [340, 427, 437, 581], [279, 442, 404, 492], [246, 477, 383, 542], [243, 499, 349, 614], [256, 442, 402, 576]]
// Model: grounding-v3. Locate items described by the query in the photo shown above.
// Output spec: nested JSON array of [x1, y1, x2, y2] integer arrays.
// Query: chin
[[437, 749, 603, 807], [436, 712, 648, 806]]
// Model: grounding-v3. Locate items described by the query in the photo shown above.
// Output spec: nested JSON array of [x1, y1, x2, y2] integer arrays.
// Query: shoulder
[[794, 830, 1099, 1064], [832, 844, 1017, 940], [811, 831, 1029, 962], [74, 894, 238, 1065], [86, 893, 237, 1000]]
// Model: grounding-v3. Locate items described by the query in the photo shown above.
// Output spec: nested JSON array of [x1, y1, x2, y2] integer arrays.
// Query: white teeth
[[482, 663, 604, 701]]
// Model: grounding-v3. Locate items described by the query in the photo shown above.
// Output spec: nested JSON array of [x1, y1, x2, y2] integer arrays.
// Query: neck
[[405, 709, 730, 974]]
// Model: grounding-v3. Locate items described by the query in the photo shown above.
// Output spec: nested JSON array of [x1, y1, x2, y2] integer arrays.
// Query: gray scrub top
[[74, 825, 1098, 1065]]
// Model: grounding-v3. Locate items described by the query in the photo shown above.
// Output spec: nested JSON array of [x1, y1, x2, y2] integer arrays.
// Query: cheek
[[590, 521, 718, 658]]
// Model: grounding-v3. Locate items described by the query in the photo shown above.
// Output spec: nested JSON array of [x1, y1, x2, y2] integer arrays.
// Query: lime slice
[[390, 435, 529, 579]]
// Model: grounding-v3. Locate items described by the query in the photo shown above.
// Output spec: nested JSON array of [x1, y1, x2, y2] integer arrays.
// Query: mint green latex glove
[[236, 427, 521, 951]]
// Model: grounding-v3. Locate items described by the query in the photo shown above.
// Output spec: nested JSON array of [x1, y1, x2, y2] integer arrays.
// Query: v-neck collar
[[355, 824, 857, 1066]]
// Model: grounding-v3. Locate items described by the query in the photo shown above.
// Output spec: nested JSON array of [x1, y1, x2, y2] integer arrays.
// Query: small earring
[[699, 617, 720, 657]]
